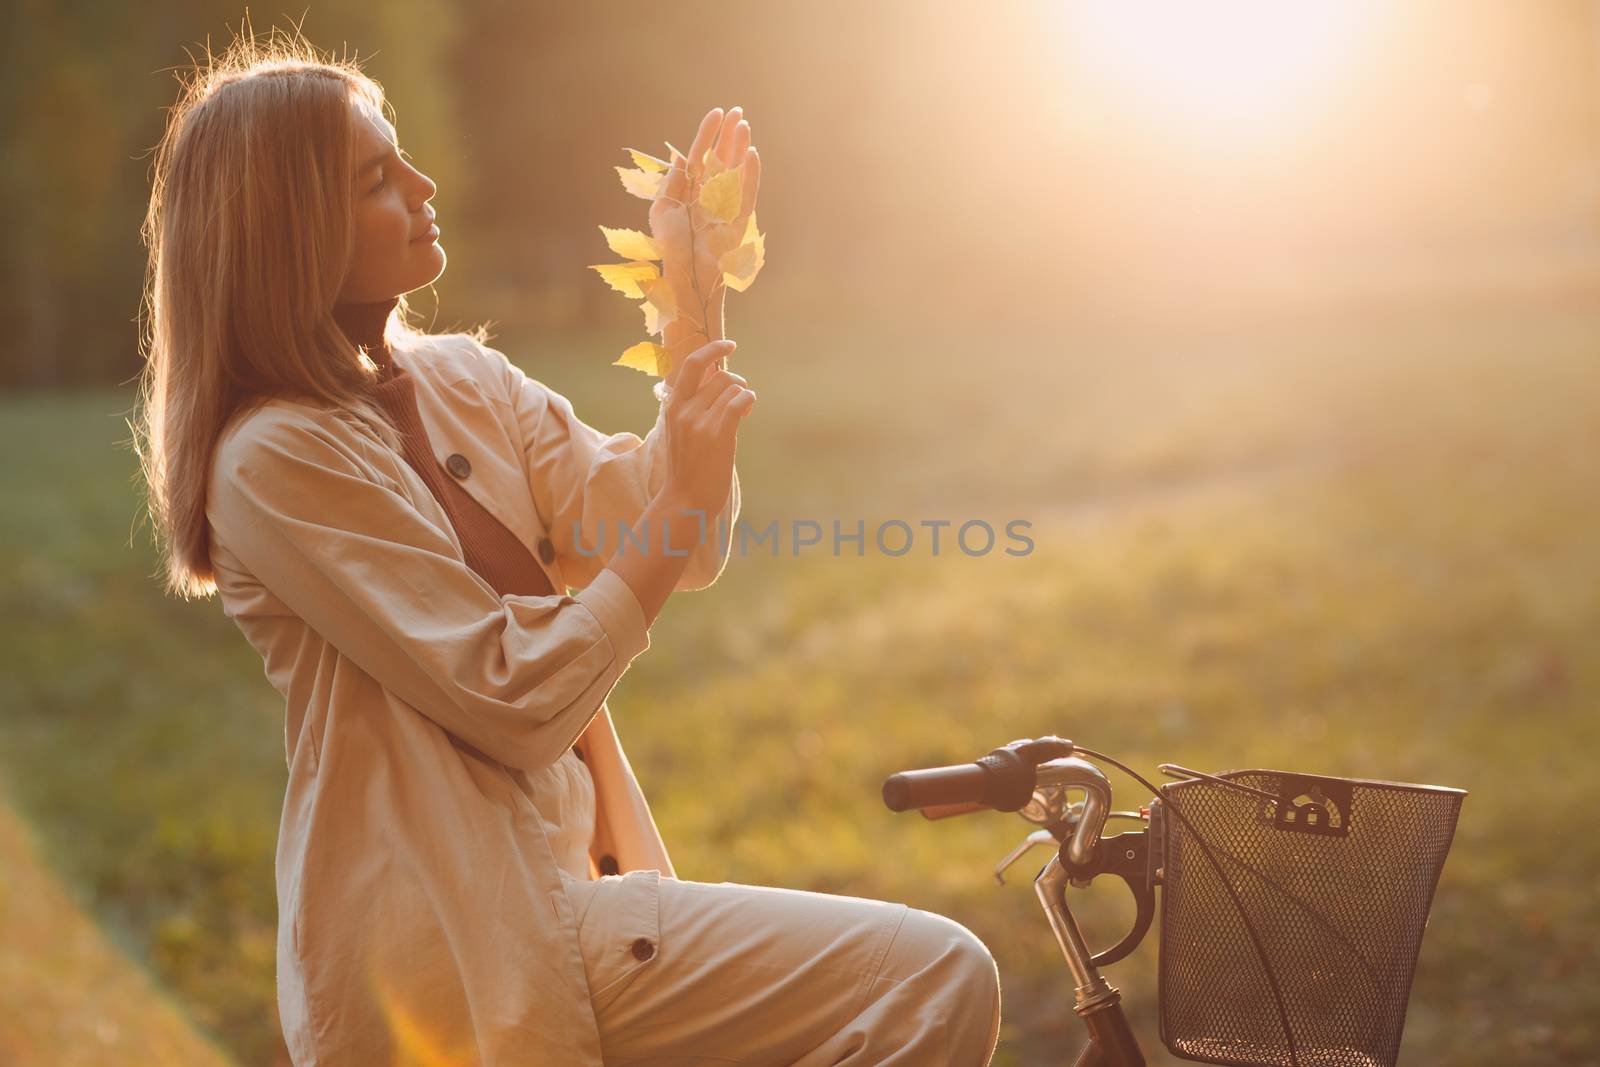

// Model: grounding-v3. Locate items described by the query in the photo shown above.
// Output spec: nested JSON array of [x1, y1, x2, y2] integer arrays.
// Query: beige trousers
[[540, 747, 1000, 1064], [561, 869, 1002, 1065]]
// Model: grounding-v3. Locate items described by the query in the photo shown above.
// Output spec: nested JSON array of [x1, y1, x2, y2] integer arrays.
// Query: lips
[[411, 210, 438, 242]]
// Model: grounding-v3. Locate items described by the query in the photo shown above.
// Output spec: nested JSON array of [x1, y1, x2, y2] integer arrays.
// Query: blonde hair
[[131, 24, 438, 600]]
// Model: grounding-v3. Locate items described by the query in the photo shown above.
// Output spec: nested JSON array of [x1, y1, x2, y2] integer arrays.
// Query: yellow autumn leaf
[[614, 340, 668, 377], [702, 212, 759, 259], [698, 169, 742, 222], [720, 227, 765, 293], [641, 298, 662, 336], [663, 140, 685, 167], [588, 260, 659, 299], [719, 242, 757, 286], [599, 225, 661, 261], [707, 217, 745, 259], [614, 166, 662, 200], [701, 147, 728, 179], [640, 275, 679, 320], [626, 147, 668, 174]]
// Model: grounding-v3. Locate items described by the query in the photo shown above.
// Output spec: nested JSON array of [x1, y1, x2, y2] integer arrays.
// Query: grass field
[[1, 302, 1596, 1065]]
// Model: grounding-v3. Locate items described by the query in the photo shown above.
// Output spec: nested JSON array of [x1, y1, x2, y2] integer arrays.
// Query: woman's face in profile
[[338, 98, 445, 304]]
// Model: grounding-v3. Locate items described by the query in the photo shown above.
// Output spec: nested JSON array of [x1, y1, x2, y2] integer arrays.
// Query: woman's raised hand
[[652, 106, 761, 386], [661, 338, 755, 516]]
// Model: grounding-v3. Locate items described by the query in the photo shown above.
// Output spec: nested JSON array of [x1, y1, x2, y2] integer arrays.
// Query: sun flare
[[1058, 1, 1378, 135]]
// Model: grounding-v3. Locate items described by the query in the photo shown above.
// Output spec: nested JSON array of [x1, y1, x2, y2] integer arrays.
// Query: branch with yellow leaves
[[588, 106, 764, 389]]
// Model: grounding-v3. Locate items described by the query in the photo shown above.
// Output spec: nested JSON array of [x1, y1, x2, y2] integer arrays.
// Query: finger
[[697, 367, 749, 395], [727, 119, 751, 168], [694, 106, 721, 156], [658, 155, 690, 205], [711, 385, 758, 433], [687, 108, 723, 181], [680, 368, 748, 417], [713, 107, 742, 168], [739, 147, 761, 219], [670, 339, 735, 406], [698, 379, 750, 423]]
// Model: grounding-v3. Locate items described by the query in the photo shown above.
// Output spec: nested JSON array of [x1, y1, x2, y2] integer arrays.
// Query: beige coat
[[205, 331, 738, 1065]]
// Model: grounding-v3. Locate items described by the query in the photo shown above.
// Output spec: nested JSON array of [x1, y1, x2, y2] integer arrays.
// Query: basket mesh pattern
[[1157, 770, 1463, 1067]]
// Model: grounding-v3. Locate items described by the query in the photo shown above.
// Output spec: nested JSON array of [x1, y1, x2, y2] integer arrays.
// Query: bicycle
[[883, 737, 1466, 1067]]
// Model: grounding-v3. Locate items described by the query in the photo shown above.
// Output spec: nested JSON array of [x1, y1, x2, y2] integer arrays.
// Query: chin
[[410, 244, 447, 289]]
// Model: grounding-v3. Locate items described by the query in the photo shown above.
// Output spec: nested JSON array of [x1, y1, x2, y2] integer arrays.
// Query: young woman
[[133, 31, 1000, 1066]]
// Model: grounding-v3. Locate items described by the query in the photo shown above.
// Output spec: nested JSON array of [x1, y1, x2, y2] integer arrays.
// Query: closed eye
[[363, 144, 413, 195]]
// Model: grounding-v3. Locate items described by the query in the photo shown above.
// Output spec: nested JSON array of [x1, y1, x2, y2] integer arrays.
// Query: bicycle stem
[[1029, 754, 1149, 1067], [1035, 855, 1117, 1009], [1036, 856, 1146, 1066]]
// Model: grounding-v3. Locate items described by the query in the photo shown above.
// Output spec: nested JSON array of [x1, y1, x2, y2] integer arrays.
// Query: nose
[[409, 165, 437, 208]]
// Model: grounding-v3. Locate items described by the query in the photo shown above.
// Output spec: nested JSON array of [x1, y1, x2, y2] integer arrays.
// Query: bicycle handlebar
[[882, 736, 1077, 813], [881, 762, 990, 811], [882, 736, 1144, 1067]]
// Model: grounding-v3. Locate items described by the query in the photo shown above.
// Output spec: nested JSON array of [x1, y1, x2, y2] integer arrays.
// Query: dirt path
[[0, 791, 238, 1067]]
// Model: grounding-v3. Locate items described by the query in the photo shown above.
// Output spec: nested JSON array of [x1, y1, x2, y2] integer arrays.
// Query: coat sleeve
[[206, 411, 651, 773], [489, 342, 739, 594]]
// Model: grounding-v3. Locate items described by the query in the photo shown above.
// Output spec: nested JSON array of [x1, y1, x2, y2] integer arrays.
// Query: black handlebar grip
[[884, 737, 1073, 814], [882, 764, 989, 812], [973, 746, 1037, 811]]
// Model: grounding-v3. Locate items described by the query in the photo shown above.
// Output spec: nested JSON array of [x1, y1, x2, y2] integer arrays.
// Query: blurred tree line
[[6, 0, 1600, 390], [0, 0, 898, 389]]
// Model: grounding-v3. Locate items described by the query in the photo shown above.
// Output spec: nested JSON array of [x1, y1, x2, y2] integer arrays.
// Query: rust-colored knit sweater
[[333, 298, 556, 603]]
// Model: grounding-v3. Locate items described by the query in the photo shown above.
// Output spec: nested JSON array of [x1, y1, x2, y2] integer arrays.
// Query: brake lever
[[994, 829, 1058, 885], [919, 799, 991, 821]]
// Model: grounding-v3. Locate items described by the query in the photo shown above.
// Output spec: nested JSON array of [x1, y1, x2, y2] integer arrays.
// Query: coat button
[[445, 453, 471, 479], [598, 854, 619, 876], [631, 937, 656, 962], [537, 537, 556, 565]]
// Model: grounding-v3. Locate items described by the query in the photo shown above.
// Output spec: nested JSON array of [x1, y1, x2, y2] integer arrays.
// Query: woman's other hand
[[661, 338, 754, 516]]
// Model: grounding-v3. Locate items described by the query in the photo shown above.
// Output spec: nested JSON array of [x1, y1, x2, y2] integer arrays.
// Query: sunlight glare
[[1060, 1, 1378, 135]]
